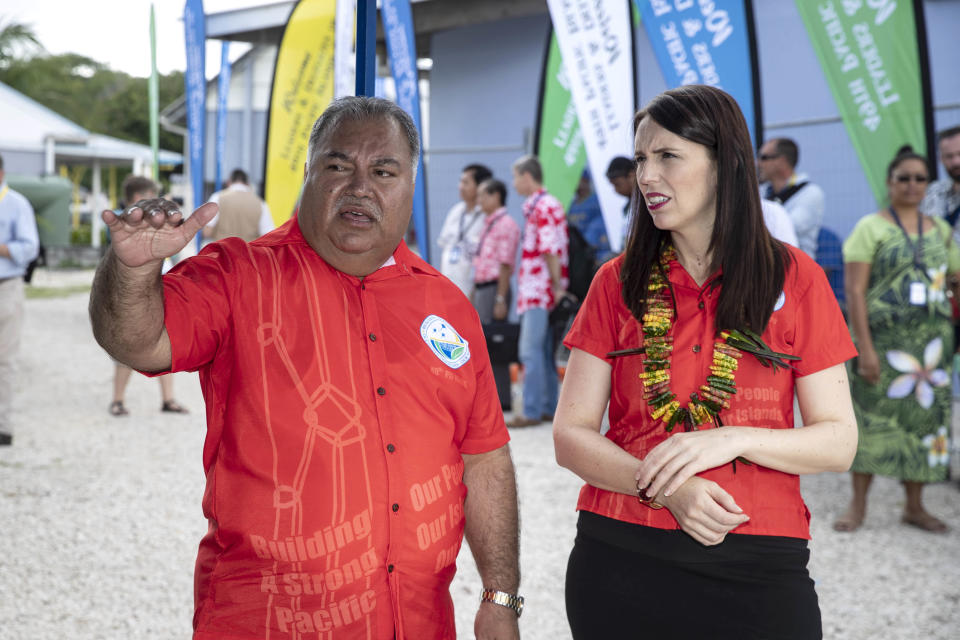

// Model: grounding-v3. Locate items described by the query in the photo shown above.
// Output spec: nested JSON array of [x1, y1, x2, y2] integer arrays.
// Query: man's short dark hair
[[462, 164, 492, 186], [606, 156, 635, 180], [938, 126, 960, 144], [772, 138, 799, 168], [308, 96, 421, 180], [0, 153, 4, 171], [229, 168, 249, 184], [122, 175, 159, 204], [512, 155, 543, 184], [479, 178, 507, 207]]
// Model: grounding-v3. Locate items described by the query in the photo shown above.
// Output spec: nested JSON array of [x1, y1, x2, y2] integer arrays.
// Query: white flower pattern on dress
[[921, 426, 950, 467], [926, 264, 947, 304], [885, 337, 950, 409]]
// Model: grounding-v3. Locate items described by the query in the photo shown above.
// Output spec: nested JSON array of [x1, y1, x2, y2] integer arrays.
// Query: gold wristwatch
[[480, 588, 524, 618]]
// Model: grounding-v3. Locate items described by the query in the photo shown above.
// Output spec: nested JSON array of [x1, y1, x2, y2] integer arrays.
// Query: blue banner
[[634, 0, 762, 146], [215, 41, 231, 193], [381, 0, 429, 260], [183, 0, 206, 217]]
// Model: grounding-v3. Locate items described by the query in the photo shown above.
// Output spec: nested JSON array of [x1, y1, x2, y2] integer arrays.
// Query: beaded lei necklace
[[608, 245, 798, 436], [638, 246, 737, 432]]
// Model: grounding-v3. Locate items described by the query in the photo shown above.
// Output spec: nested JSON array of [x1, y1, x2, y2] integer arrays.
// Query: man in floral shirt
[[471, 178, 520, 410], [508, 155, 569, 427], [921, 126, 960, 241]]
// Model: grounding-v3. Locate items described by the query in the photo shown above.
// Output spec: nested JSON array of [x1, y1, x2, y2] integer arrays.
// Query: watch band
[[480, 588, 524, 618]]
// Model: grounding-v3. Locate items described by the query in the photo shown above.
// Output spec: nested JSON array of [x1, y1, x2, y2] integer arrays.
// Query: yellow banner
[[265, 0, 337, 225]]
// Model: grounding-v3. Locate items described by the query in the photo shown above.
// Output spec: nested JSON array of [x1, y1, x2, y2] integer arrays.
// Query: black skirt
[[565, 511, 822, 640]]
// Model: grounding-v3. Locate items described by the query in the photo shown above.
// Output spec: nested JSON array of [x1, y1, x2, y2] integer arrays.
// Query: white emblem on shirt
[[420, 315, 471, 369]]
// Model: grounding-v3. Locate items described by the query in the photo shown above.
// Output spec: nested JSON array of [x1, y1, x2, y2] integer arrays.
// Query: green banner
[[796, 1, 929, 204], [149, 3, 159, 180], [536, 33, 587, 211]]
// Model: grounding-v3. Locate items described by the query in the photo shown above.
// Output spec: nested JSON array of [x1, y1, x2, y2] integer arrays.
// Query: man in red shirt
[[509, 155, 569, 428], [89, 97, 522, 639]]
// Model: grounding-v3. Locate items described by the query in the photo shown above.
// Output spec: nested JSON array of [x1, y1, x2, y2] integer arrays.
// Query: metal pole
[[91, 160, 102, 249], [355, 0, 376, 96]]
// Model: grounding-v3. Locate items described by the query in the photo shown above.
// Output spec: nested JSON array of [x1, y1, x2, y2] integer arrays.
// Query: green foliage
[[70, 223, 91, 246], [26, 284, 92, 299], [0, 52, 184, 154], [0, 17, 43, 67], [69, 223, 109, 247]]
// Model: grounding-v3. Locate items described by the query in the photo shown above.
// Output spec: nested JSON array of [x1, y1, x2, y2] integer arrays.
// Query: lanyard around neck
[[0, 185, 8, 205], [475, 211, 508, 258], [888, 205, 924, 271], [457, 206, 482, 242]]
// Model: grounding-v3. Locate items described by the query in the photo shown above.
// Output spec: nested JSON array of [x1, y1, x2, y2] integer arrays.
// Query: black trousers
[[565, 513, 822, 640]]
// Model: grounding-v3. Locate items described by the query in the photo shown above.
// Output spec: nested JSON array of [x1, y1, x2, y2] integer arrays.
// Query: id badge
[[909, 281, 927, 306], [448, 245, 462, 264]]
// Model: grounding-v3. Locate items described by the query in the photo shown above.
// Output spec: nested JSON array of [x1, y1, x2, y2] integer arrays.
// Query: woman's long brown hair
[[621, 85, 792, 334]]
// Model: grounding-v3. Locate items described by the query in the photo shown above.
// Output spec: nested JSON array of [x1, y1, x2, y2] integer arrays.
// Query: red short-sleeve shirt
[[517, 189, 569, 314], [159, 219, 509, 639], [564, 245, 856, 539]]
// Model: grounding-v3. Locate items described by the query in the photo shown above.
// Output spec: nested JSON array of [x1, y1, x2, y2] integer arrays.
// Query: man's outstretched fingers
[[180, 201, 220, 236], [101, 209, 120, 226]]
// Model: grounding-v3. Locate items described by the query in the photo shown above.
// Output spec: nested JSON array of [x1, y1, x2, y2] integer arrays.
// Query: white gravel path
[[1, 268, 958, 639]]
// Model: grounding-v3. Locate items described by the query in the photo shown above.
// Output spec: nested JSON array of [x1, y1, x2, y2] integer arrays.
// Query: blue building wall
[[426, 15, 549, 261]]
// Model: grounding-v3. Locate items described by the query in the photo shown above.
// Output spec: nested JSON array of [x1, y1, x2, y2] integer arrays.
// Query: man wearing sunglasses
[[920, 126, 960, 240], [758, 137, 825, 259]]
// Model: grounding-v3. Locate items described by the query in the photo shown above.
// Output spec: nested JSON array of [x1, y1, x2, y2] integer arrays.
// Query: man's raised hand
[[102, 199, 218, 268]]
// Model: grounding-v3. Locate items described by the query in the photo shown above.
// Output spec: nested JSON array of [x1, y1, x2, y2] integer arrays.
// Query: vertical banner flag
[[264, 0, 337, 225], [183, 0, 206, 213], [149, 4, 159, 179], [334, 0, 356, 98], [215, 41, 232, 193], [535, 29, 588, 212], [796, 0, 933, 205], [635, 0, 762, 147], [382, 0, 429, 259], [546, 0, 635, 252]]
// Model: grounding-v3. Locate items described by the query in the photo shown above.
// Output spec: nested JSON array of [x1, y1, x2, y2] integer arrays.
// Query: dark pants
[[566, 516, 822, 639]]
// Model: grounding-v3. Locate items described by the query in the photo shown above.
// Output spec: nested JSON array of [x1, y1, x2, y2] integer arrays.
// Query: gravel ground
[[1, 268, 958, 639]]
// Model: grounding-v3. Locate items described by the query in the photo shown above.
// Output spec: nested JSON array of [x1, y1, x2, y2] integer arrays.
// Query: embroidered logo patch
[[774, 291, 786, 311], [420, 315, 471, 369]]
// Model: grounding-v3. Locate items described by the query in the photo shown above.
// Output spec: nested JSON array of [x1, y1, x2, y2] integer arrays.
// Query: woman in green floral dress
[[835, 146, 958, 533]]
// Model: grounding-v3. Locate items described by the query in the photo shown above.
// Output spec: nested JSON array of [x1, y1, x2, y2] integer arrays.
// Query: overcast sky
[[3, 0, 268, 78]]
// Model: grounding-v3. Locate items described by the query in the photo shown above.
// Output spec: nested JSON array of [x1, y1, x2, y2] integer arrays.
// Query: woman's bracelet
[[636, 482, 663, 509]]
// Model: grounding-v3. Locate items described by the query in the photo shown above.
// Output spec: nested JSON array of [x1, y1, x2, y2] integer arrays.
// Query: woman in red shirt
[[554, 85, 857, 639]]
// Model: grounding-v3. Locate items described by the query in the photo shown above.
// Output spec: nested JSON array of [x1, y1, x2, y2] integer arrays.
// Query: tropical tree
[[0, 53, 184, 154], [0, 17, 43, 68]]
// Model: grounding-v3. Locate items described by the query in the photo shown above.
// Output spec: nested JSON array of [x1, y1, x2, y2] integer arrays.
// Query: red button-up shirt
[[160, 219, 509, 639], [517, 189, 569, 314], [564, 245, 856, 539], [471, 208, 520, 285]]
